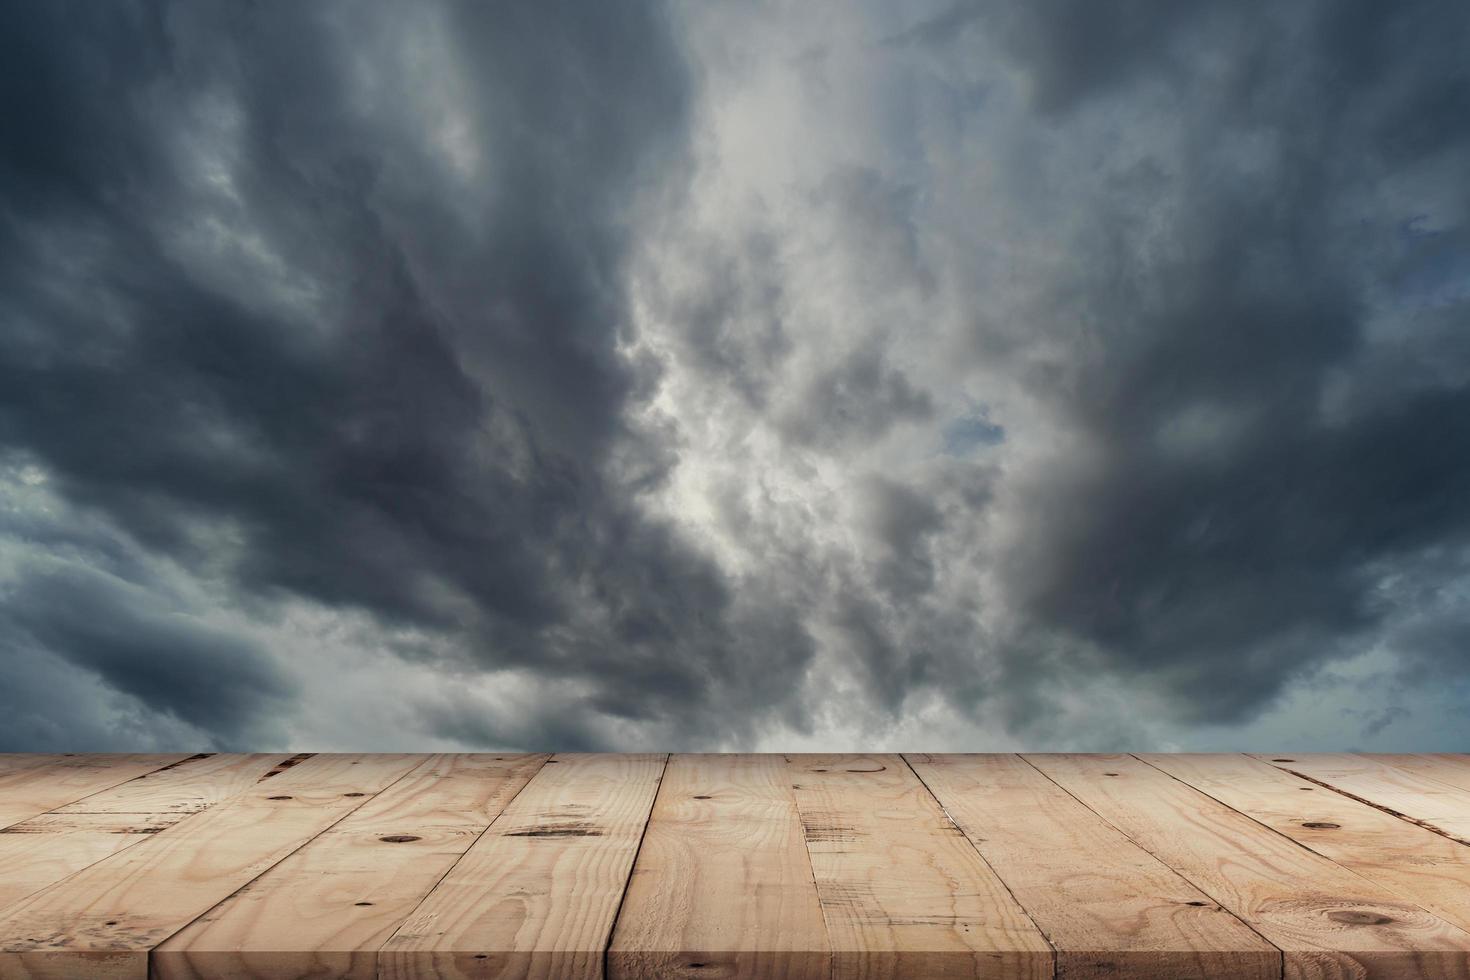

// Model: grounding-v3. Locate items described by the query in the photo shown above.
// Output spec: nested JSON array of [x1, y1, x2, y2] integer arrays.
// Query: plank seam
[[900, 753, 1058, 979], [602, 752, 671, 980], [1404, 754, 1470, 795], [0, 754, 198, 832], [1377, 754, 1470, 797], [0, 755, 300, 920], [1018, 754, 1287, 980], [370, 753, 556, 969], [1131, 754, 1376, 865], [1134, 753, 1470, 955], [145, 753, 216, 774], [783, 753, 837, 980], [3, 754, 215, 826], [142, 757, 428, 979], [1259, 759, 1470, 847], [51, 754, 282, 817], [257, 752, 314, 781]]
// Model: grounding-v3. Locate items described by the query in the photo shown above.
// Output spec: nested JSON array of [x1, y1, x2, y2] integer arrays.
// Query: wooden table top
[[1, 753, 1469, 978]]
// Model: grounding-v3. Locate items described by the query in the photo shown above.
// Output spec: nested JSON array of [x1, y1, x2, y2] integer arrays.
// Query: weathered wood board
[[0, 753, 1468, 978]]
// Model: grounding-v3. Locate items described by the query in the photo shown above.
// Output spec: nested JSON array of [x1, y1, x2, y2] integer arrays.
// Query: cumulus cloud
[[1, 0, 1468, 750]]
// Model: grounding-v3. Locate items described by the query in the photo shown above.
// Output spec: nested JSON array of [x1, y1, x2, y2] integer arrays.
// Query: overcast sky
[[2, 0, 1468, 752]]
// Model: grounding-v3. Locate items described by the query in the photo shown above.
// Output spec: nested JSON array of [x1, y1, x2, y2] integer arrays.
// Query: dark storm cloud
[[2, 564, 289, 744], [0, 0, 822, 748], [4, 0, 1469, 751], [886, 0, 1207, 114], [659, 0, 1470, 744], [777, 169, 936, 447], [978, 0, 1470, 730], [780, 341, 934, 447], [854, 476, 943, 603], [649, 228, 794, 412]]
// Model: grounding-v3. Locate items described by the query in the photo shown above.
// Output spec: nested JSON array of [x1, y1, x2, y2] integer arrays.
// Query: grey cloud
[[4, 0, 1469, 752], [970, 0, 1470, 732], [650, 229, 793, 412], [885, 1, 1213, 113], [855, 476, 944, 603], [985, 0, 1218, 114], [0, 0, 823, 749], [779, 341, 934, 447], [0, 644, 197, 752], [649, 0, 1470, 748], [3, 564, 290, 745]]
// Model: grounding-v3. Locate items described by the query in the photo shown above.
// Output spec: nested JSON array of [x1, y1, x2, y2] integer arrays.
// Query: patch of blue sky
[[941, 405, 1005, 456]]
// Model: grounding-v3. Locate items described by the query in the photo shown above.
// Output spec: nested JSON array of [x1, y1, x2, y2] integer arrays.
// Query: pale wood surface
[[153, 754, 548, 980], [0, 757, 78, 777], [47, 753, 293, 818], [1029, 753, 1470, 980], [787, 754, 1051, 980], [0, 754, 190, 829], [907, 753, 1278, 980], [0, 754, 423, 980], [1147, 753, 1470, 939], [2, 754, 1470, 978], [1385, 754, 1470, 795], [0, 754, 295, 916], [1258, 754, 1470, 842], [379, 753, 667, 980], [607, 753, 830, 980]]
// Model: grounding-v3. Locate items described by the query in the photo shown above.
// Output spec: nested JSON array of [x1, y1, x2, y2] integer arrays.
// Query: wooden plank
[[1027, 753, 1470, 980], [0, 757, 73, 777], [3, 751, 1470, 978], [0, 754, 425, 980], [1147, 753, 1470, 939], [1393, 755, 1470, 795], [46, 753, 294, 817], [785, 753, 1051, 980], [379, 753, 667, 980], [0, 754, 191, 829], [906, 753, 1278, 980], [1254, 754, 1470, 842], [0, 754, 296, 915], [153, 753, 548, 980], [607, 753, 831, 980]]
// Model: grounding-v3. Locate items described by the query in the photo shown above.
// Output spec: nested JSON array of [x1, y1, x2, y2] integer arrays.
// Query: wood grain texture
[[0, 754, 191, 829], [0, 753, 1469, 978], [47, 753, 293, 818], [1027, 753, 1470, 980], [0, 754, 424, 980], [607, 753, 831, 980], [153, 753, 548, 980], [379, 753, 667, 980], [0, 754, 295, 915], [907, 753, 1278, 980], [787, 754, 1052, 980], [0, 757, 75, 777], [1257, 754, 1470, 842], [1146, 753, 1470, 939], [1382, 754, 1470, 795]]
